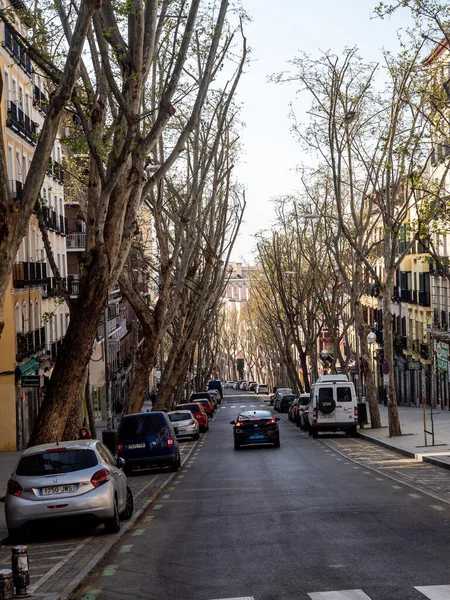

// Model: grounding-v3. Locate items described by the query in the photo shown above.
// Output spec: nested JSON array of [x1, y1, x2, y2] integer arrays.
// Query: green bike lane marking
[[101, 565, 118, 576], [80, 589, 103, 599], [120, 545, 133, 553]]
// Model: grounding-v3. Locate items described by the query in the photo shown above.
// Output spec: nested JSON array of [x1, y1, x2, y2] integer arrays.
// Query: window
[[16, 450, 98, 476], [29, 300, 33, 331], [4, 70, 9, 103], [60, 313, 64, 338], [14, 303, 20, 332], [22, 154, 27, 178], [12, 79, 16, 103], [15, 151, 21, 182], [22, 301, 27, 333], [318, 388, 333, 402], [337, 387, 353, 402], [35, 302, 39, 330], [25, 93, 29, 116], [8, 145, 13, 180], [121, 414, 166, 437], [18, 86, 23, 109]]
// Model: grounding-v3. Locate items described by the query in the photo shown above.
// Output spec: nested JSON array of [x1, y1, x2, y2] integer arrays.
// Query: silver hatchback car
[[5, 440, 133, 539], [167, 410, 200, 441]]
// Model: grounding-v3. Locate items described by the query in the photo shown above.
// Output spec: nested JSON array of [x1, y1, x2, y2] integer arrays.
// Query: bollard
[[11, 546, 29, 598], [0, 569, 14, 600]]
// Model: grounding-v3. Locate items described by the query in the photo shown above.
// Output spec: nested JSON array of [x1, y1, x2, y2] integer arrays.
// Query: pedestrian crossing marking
[[308, 590, 372, 599], [210, 597, 254, 600], [415, 585, 450, 599], [431, 505, 446, 511]]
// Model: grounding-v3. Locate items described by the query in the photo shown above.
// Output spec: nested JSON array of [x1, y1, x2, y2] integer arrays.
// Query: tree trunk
[[85, 372, 97, 439], [356, 295, 381, 428], [28, 268, 109, 446], [125, 334, 159, 414], [383, 274, 402, 436], [63, 368, 89, 440]]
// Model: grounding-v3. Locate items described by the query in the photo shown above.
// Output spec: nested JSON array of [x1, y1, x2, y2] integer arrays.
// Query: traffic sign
[[21, 375, 40, 388]]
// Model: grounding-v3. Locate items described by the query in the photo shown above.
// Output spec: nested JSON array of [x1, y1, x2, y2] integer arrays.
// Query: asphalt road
[[74, 390, 450, 600]]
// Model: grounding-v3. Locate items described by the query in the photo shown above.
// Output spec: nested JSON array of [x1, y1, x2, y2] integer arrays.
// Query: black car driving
[[230, 410, 280, 450]]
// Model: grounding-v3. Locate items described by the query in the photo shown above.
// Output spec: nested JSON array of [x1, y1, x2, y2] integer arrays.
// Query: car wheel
[[234, 440, 240, 450], [120, 486, 134, 521], [312, 429, 318, 439], [274, 437, 280, 448], [104, 498, 121, 534], [171, 452, 181, 472]]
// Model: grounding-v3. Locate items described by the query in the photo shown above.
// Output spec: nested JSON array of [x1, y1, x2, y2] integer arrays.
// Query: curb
[[59, 440, 199, 600]]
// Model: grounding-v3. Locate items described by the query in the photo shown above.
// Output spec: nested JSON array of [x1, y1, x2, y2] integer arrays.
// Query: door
[[317, 386, 336, 423], [98, 443, 126, 511], [335, 385, 355, 425]]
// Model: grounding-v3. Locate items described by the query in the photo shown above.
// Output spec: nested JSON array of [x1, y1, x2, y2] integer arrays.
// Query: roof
[[23, 440, 97, 455]]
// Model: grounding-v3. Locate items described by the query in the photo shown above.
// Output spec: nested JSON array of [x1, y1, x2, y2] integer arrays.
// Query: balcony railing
[[13, 262, 47, 288], [3, 25, 32, 75], [66, 233, 86, 249], [33, 85, 48, 114], [412, 339, 420, 355], [6, 102, 36, 144], [420, 343, 430, 360], [16, 327, 45, 362], [419, 291, 431, 306], [67, 276, 80, 296], [42, 277, 67, 298], [401, 289, 411, 302]]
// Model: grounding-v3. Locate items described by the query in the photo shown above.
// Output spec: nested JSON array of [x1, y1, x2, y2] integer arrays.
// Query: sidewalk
[[360, 403, 450, 469]]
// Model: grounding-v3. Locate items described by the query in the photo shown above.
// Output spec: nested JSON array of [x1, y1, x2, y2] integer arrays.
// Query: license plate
[[320, 413, 333, 419], [177, 428, 186, 433], [126, 443, 145, 449], [41, 485, 75, 496], [249, 434, 264, 440]]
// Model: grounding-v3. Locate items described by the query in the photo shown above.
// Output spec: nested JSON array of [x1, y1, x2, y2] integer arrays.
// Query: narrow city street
[[72, 390, 450, 600]]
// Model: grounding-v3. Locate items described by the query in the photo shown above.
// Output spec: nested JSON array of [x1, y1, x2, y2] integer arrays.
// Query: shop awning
[[18, 358, 39, 377]]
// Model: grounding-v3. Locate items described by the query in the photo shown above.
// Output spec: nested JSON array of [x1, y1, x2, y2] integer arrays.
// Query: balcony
[[67, 276, 80, 296], [9, 180, 23, 200], [401, 335, 408, 351], [33, 85, 48, 114], [419, 291, 431, 306], [420, 343, 430, 360], [3, 25, 32, 75], [53, 161, 64, 184], [66, 233, 86, 250], [16, 327, 45, 362], [401, 288, 411, 302], [42, 277, 67, 298], [13, 262, 47, 288], [6, 102, 37, 144]]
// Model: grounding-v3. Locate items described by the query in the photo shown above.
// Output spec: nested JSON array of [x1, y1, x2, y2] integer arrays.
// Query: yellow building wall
[[0, 280, 18, 450]]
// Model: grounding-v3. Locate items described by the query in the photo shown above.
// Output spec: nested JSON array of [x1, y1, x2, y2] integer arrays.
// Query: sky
[[231, 0, 412, 263]]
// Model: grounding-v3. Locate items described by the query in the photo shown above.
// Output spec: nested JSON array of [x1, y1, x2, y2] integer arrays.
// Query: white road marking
[[308, 591, 372, 599], [211, 597, 255, 600], [415, 585, 450, 599], [230, 405, 236, 408], [240, 405, 246, 408]]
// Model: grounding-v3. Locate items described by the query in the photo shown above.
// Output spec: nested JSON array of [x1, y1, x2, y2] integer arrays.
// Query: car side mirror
[[117, 457, 126, 469], [230, 420, 235, 425], [275, 417, 280, 421]]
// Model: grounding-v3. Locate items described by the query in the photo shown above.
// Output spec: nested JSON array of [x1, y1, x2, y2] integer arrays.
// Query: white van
[[306, 377, 358, 438]]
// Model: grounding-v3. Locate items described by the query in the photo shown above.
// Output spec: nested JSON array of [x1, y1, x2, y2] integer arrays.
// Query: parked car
[[277, 394, 297, 413], [207, 379, 223, 400], [190, 392, 215, 415], [234, 381, 244, 390], [175, 402, 209, 432], [256, 383, 268, 394], [6, 440, 133, 539], [306, 376, 358, 438], [230, 410, 281, 449], [118, 412, 181, 474], [225, 381, 234, 389], [167, 410, 200, 441], [248, 382, 258, 392], [270, 388, 292, 406], [295, 393, 311, 427], [208, 389, 222, 406], [288, 397, 300, 421]]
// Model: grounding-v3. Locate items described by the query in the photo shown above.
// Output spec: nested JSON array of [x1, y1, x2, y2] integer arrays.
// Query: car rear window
[[16, 449, 98, 476], [120, 414, 166, 437], [177, 404, 200, 414], [191, 393, 209, 400], [318, 388, 334, 402], [337, 387, 353, 402], [169, 412, 192, 422]]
